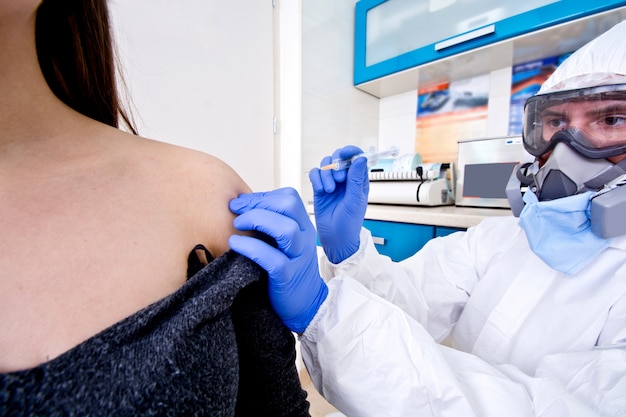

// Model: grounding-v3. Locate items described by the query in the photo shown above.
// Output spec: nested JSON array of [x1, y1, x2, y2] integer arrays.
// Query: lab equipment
[[456, 136, 533, 209], [320, 146, 399, 171], [368, 162, 455, 206]]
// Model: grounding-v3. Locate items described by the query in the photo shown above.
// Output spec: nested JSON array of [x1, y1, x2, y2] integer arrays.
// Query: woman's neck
[[0, 15, 64, 135], [0, 12, 101, 170]]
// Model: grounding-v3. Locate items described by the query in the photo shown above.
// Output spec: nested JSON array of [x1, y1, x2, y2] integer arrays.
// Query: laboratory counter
[[363, 204, 513, 229], [306, 203, 513, 261], [307, 203, 513, 229]]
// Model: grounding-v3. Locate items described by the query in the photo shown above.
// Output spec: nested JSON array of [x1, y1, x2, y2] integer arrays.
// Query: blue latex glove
[[228, 187, 328, 334], [309, 145, 370, 264]]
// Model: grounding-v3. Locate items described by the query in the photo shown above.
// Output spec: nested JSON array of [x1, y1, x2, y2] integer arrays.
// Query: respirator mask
[[506, 84, 626, 238]]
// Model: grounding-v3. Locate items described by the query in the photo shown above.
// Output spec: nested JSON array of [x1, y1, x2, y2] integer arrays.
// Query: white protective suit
[[301, 220, 626, 417], [300, 20, 626, 417]]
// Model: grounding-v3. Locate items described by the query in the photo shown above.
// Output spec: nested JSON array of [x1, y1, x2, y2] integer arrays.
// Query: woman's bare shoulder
[[123, 133, 251, 258]]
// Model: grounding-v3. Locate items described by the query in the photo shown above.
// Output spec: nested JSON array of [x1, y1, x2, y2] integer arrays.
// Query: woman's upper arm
[[182, 151, 252, 258]]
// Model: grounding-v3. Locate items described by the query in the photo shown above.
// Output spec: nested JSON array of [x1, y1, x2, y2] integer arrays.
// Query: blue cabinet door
[[363, 219, 435, 261], [435, 226, 465, 237], [355, 0, 626, 84]]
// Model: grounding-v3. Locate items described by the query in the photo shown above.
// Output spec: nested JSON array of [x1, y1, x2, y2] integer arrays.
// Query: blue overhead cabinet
[[354, 0, 626, 85]]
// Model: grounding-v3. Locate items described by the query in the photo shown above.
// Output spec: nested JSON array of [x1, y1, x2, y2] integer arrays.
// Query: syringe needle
[[319, 146, 399, 171]]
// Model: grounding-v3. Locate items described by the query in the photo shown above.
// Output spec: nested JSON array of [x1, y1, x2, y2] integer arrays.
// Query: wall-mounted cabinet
[[355, 0, 626, 98]]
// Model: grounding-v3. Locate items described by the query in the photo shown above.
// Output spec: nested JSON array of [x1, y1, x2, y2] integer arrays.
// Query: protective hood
[[539, 20, 626, 94], [507, 20, 626, 238]]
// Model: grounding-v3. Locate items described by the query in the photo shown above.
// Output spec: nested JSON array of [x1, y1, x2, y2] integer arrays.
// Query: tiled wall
[[378, 66, 515, 159]]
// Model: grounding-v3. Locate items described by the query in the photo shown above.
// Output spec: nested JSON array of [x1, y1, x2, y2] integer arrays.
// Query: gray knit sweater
[[0, 250, 310, 416]]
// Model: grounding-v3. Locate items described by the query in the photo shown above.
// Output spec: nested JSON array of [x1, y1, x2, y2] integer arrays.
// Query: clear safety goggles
[[523, 83, 626, 158]]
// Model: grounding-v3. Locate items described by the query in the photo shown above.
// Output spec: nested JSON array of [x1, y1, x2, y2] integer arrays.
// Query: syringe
[[320, 146, 399, 171]]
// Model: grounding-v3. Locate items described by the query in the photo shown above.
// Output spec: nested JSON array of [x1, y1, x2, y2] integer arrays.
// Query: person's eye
[[603, 115, 626, 126], [547, 118, 567, 129]]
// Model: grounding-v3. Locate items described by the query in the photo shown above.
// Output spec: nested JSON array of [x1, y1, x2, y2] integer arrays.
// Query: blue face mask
[[519, 191, 612, 275]]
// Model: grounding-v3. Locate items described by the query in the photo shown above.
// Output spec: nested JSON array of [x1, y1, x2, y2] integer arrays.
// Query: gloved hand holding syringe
[[320, 146, 399, 171]]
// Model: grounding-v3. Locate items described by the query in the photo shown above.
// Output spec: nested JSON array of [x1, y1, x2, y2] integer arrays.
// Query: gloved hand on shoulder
[[309, 145, 369, 264], [229, 187, 328, 334]]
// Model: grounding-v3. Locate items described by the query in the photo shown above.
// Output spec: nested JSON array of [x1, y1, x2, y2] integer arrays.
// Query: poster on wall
[[415, 74, 490, 163], [508, 53, 571, 136]]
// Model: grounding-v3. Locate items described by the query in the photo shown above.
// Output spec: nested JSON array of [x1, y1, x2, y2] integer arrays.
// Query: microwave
[[455, 136, 534, 209]]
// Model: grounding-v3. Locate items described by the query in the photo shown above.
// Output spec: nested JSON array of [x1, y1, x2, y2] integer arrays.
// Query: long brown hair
[[35, 0, 137, 134]]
